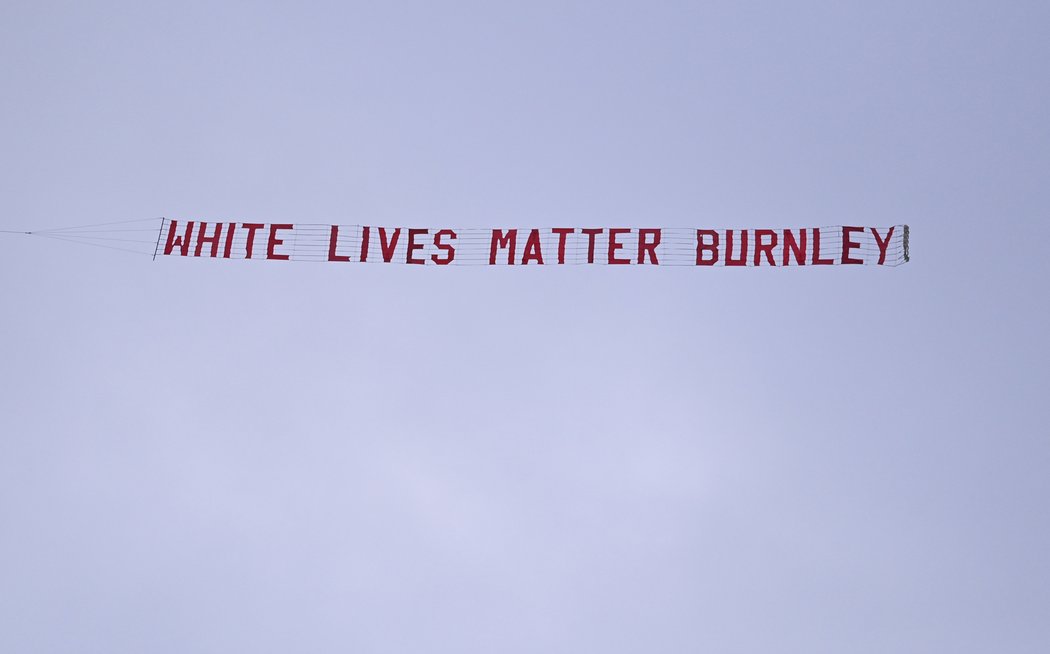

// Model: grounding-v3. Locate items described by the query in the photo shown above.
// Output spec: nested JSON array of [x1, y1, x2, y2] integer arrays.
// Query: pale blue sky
[[1, 1, 1048, 652]]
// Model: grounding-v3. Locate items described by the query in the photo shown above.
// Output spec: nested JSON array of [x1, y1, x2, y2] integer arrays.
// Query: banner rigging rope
[[0, 217, 162, 256]]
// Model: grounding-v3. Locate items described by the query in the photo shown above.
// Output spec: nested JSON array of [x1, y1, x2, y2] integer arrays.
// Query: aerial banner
[[157, 221, 910, 267]]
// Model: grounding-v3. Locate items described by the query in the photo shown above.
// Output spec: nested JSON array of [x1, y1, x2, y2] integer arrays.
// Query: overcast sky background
[[1, 1, 1048, 652]]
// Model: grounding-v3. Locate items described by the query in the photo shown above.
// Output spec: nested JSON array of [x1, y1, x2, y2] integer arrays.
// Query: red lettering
[[811, 228, 833, 265], [871, 226, 895, 265], [267, 224, 293, 260], [194, 222, 223, 257], [521, 229, 544, 265], [406, 228, 428, 264], [223, 223, 236, 259], [841, 226, 864, 265], [725, 229, 748, 266], [607, 228, 630, 264], [489, 229, 517, 265], [242, 223, 264, 259], [432, 230, 456, 265], [328, 225, 351, 262], [379, 228, 401, 262], [163, 220, 194, 257], [360, 226, 370, 262], [552, 228, 574, 264], [637, 228, 660, 264], [696, 229, 719, 265], [581, 228, 603, 263], [754, 229, 777, 266], [782, 229, 806, 266]]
